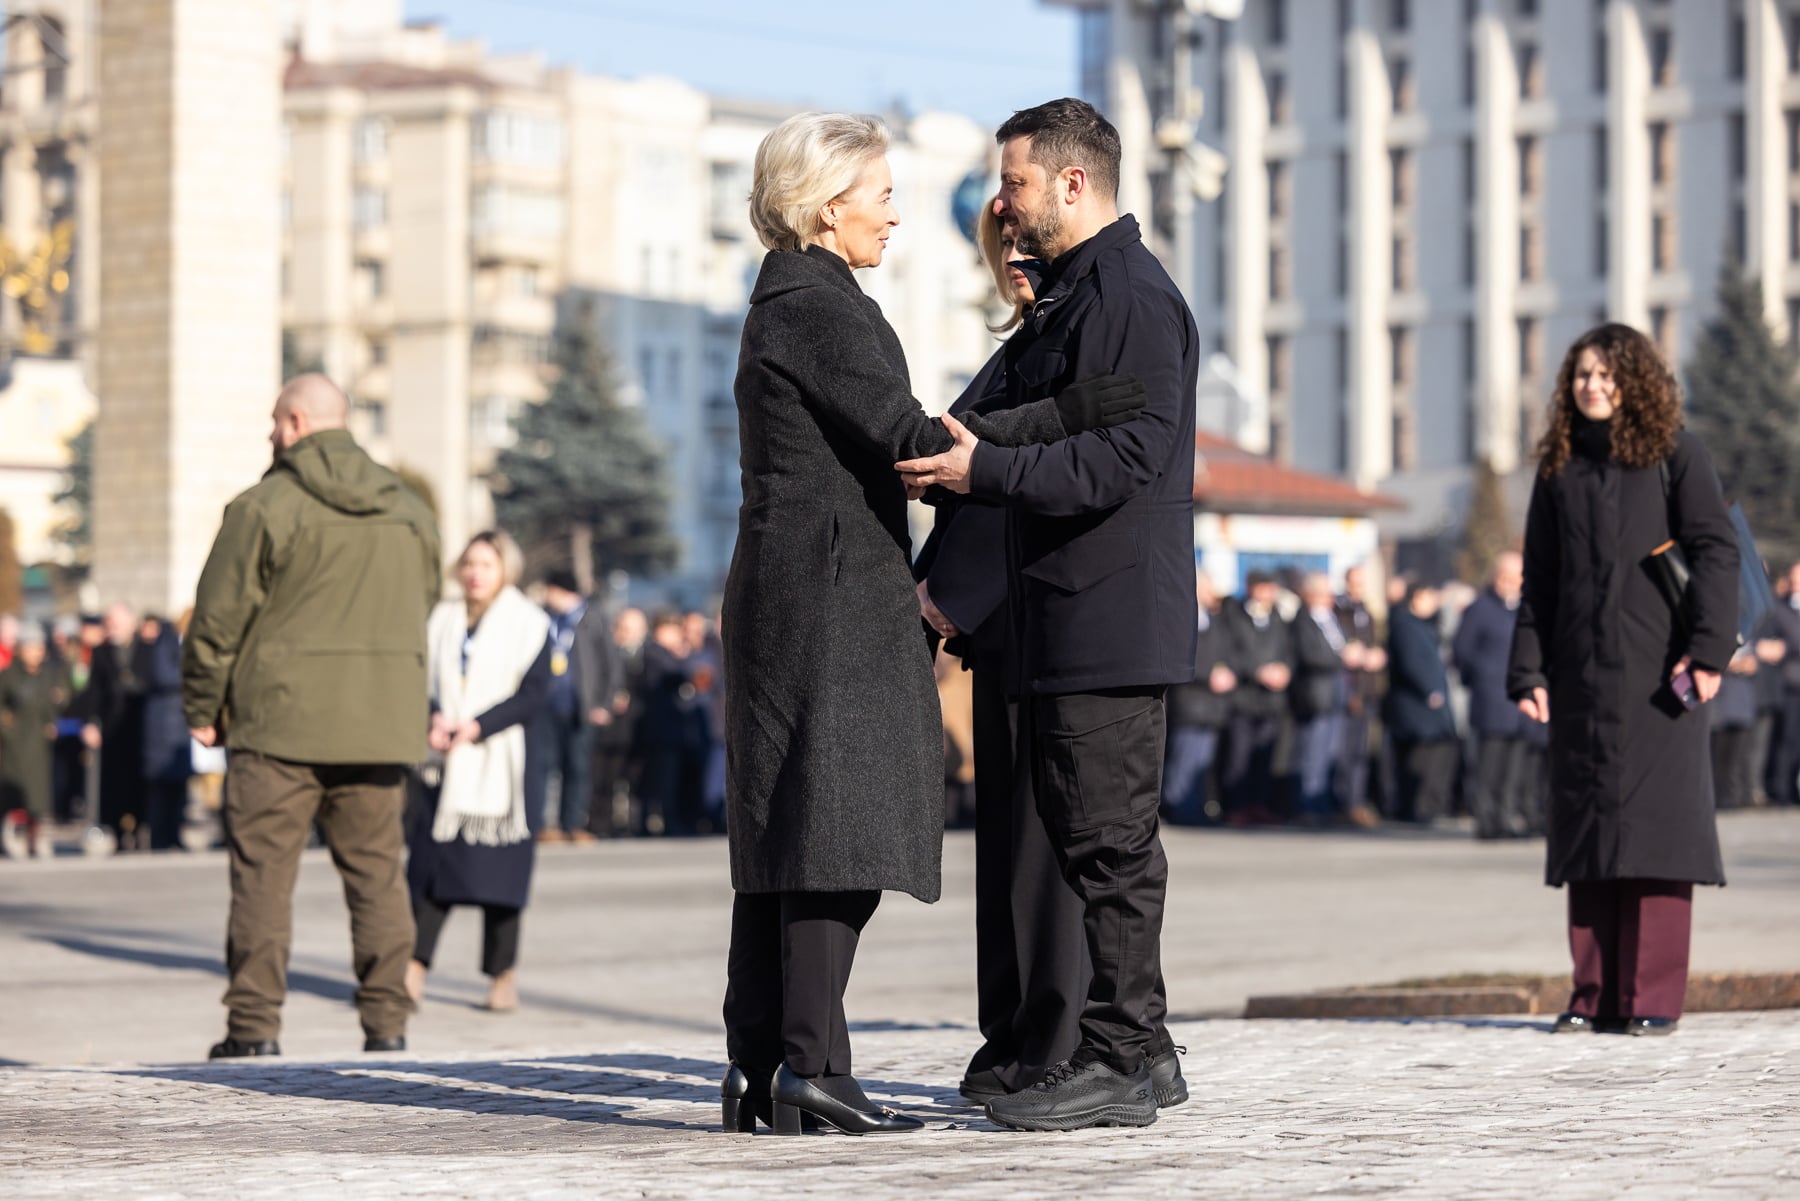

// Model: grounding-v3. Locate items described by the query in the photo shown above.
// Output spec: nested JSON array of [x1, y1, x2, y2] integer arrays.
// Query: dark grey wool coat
[[1507, 425, 1738, 887], [724, 246, 1065, 902]]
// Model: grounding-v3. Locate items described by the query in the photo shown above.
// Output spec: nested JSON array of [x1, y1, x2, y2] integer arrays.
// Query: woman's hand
[[1672, 657, 1721, 704], [1517, 687, 1550, 724], [449, 719, 482, 749], [427, 712, 455, 753]]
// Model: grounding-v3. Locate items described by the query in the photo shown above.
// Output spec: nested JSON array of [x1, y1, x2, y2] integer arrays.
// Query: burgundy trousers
[[1566, 879, 1694, 1020]]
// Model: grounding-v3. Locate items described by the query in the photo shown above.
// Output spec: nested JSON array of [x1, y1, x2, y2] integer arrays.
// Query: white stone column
[[1746, 0, 1788, 334], [1474, 8, 1521, 474], [94, 0, 281, 615], [1345, 16, 1391, 488], [1223, 34, 1269, 455], [1606, 0, 1651, 330]]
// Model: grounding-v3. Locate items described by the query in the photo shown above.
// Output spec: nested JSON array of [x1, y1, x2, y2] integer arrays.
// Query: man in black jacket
[[1219, 571, 1293, 825], [1451, 552, 1545, 838], [1334, 565, 1384, 823], [1289, 572, 1350, 824], [898, 97, 1198, 1131]]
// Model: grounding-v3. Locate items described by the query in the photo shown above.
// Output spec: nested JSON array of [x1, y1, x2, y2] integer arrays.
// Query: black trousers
[[411, 894, 522, 978], [723, 889, 880, 1077], [1333, 710, 1374, 814], [1766, 688, 1800, 806], [1394, 739, 1458, 823], [966, 664, 1089, 1093], [1222, 713, 1283, 818], [1024, 686, 1170, 1074], [1711, 724, 1755, 811], [1472, 736, 1540, 838]]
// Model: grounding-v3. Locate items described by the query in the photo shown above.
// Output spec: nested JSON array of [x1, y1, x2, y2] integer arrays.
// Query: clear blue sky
[[400, 0, 1081, 126]]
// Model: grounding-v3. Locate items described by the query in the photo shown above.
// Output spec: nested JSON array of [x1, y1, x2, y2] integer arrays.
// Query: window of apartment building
[[1652, 211, 1675, 272], [1463, 43, 1476, 107], [1391, 55, 1414, 113], [280, 190, 292, 231], [1270, 245, 1289, 300], [41, 17, 67, 102], [476, 396, 514, 447], [1518, 0, 1539, 15], [1594, 125, 1609, 190], [1594, 23, 1608, 93], [1519, 40, 1543, 100], [1649, 26, 1674, 87], [1462, 139, 1477, 202], [1731, 112, 1747, 180], [1518, 135, 1541, 199], [470, 184, 565, 241], [354, 258, 385, 301], [471, 110, 566, 170], [1392, 406, 1417, 472], [1520, 223, 1543, 282], [1336, 230, 1349, 296], [1390, 325, 1414, 386], [639, 347, 656, 397], [1464, 219, 1477, 286], [1461, 318, 1476, 384], [1390, 148, 1413, 209], [1791, 11, 1800, 75], [1268, 334, 1290, 394], [366, 337, 388, 368], [1791, 202, 1800, 262], [1518, 316, 1542, 379], [1268, 70, 1291, 125], [1733, 201, 1748, 265], [354, 400, 387, 439], [1650, 122, 1672, 186], [1269, 160, 1289, 219], [1390, 0, 1409, 32], [1392, 234, 1414, 291], [1269, 0, 1286, 45], [709, 161, 752, 238], [1339, 0, 1354, 34], [1334, 152, 1348, 212], [1336, 328, 1349, 392], [1336, 53, 1349, 118], [353, 186, 386, 230], [1789, 298, 1800, 348], [513, 265, 540, 297], [355, 118, 387, 164], [1730, 10, 1747, 80], [1790, 110, 1800, 173], [1595, 211, 1609, 275]]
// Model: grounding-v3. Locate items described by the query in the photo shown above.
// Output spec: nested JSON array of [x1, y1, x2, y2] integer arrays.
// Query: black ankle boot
[[721, 1063, 770, 1133]]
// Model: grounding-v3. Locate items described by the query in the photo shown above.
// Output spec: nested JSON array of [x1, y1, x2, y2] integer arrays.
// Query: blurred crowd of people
[[0, 586, 729, 859], [939, 555, 1800, 838]]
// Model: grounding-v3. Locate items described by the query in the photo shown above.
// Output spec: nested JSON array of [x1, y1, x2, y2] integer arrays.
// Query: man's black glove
[[1053, 373, 1147, 434]]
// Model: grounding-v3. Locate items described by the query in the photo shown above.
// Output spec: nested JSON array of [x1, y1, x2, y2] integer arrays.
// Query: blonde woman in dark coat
[[1508, 323, 1738, 1037], [719, 112, 1139, 1135]]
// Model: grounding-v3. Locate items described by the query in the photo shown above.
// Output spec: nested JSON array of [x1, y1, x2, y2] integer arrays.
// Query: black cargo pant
[[1023, 685, 1170, 1075]]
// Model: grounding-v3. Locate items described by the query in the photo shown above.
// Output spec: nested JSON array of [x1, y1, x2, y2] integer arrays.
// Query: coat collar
[[1037, 214, 1143, 306], [747, 244, 864, 305]]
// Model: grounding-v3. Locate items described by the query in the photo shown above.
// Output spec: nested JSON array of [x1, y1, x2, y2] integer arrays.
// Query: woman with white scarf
[[406, 531, 552, 1013]]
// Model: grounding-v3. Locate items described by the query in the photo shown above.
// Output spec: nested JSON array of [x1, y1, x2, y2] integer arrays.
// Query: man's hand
[[1673, 656, 1721, 704], [1518, 687, 1549, 724], [1208, 664, 1237, 694], [1255, 662, 1291, 692], [588, 707, 614, 727], [428, 711, 455, 753], [896, 413, 978, 495], [190, 726, 218, 748], [917, 580, 959, 640], [1755, 637, 1787, 665], [1363, 647, 1388, 673], [1342, 641, 1367, 670], [81, 723, 101, 750]]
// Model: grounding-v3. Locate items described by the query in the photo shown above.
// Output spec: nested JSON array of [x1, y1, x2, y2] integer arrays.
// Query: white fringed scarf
[[427, 586, 549, 847]]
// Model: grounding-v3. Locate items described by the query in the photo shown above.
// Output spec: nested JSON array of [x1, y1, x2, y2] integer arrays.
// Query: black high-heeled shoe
[[769, 1064, 923, 1135], [721, 1063, 769, 1133]]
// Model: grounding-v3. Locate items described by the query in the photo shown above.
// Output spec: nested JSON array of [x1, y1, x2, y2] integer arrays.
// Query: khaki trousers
[[223, 752, 414, 1042]]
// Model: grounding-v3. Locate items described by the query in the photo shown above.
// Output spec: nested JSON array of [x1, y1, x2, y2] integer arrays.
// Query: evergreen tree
[[1456, 457, 1512, 585], [1684, 261, 1800, 569], [491, 320, 678, 587], [51, 419, 91, 570], [281, 330, 325, 382]]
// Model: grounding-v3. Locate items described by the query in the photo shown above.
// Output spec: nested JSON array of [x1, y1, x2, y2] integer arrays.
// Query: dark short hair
[[1245, 570, 1275, 590], [995, 98, 1121, 202], [650, 610, 683, 631], [543, 568, 580, 595]]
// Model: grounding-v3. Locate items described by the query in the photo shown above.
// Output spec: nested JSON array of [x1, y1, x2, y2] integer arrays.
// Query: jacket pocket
[[1019, 534, 1138, 594]]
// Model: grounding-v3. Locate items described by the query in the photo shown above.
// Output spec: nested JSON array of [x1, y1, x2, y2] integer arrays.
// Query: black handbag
[[1647, 460, 1775, 646]]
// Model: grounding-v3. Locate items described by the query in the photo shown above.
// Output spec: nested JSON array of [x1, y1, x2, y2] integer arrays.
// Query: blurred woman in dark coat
[[1384, 580, 1459, 824], [719, 112, 1096, 1136], [137, 616, 193, 851], [1508, 323, 1738, 1036]]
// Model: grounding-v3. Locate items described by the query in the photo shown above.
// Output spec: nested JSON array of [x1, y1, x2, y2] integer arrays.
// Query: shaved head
[[271, 373, 348, 453]]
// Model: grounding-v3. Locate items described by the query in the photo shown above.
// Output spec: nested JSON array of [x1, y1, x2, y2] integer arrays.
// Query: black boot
[[769, 1064, 923, 1135], [208, 1037, 280, 1060]]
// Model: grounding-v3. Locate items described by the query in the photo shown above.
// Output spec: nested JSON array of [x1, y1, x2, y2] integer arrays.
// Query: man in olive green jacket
[[184, 374, 441, 1059]]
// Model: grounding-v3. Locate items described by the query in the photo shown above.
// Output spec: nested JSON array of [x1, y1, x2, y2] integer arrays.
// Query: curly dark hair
[[1536, 322, 1683, 477]]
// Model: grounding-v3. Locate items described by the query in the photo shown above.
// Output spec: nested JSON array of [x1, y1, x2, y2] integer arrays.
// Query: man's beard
[[1008, 199, 1064, 261]]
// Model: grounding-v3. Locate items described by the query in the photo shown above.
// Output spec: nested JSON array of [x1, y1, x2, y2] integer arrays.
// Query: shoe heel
[[771, 1100, 804, 1135], [721, 1096, 757, 1133]]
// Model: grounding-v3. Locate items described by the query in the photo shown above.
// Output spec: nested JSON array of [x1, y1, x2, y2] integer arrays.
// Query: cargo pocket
[[1033, 691, 1166, 834]]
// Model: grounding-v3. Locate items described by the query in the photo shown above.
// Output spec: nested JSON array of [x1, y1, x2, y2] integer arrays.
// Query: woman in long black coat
[[1507, 322, 1738, 1036], [1384, 581, 1460, 824], [719, 113, 1099, 1136]]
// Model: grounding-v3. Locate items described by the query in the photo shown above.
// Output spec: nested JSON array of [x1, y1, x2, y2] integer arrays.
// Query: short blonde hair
[[459, 529, 524, 587], [976, 200, 1026, 333], [749, 113, 890, 253]]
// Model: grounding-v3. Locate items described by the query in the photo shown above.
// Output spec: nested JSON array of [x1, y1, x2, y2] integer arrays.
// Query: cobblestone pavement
[[4, 811, 1799, 1197], [4, 1013, 1797, 1200]]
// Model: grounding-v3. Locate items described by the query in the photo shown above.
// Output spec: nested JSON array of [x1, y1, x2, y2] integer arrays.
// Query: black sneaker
[[363, 1034, 407, 1053], [208, 1038, 280, 1060], [1148, 1045, 1188, 1107], [984, 1057, 1158, 1132]]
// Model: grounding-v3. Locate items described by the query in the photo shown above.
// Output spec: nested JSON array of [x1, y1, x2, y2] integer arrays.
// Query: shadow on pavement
[[117, 1051, 955, 1133]]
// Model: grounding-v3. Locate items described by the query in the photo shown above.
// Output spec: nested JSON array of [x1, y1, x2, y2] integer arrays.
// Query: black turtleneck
[[1571, 414, 1614, 462]]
